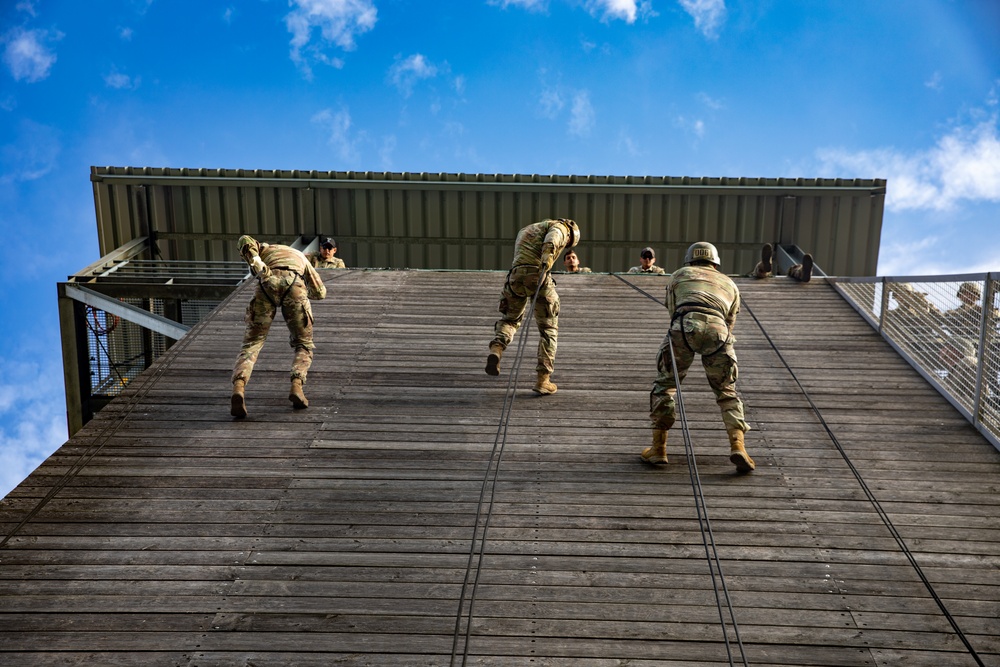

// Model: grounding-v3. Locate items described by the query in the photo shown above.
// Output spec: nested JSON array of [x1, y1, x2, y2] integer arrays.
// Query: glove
[[540, 244, 555, 272], [251, 255, 271, 278]]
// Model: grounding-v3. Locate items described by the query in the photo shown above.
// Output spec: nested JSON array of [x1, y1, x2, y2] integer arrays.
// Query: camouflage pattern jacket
[[666, 264, 740, 329], [628, 265, 667, 275], [307, 252, 346, 269], [253, 244, 327, 301], [510, 220, 572, 269]]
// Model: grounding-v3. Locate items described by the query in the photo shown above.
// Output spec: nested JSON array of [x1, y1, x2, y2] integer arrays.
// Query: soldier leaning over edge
[[231, 235, 327, 418], [485, 218, 580, 395]]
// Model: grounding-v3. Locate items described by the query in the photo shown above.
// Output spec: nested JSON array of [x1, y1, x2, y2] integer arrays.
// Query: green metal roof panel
[[90, 167, 886, 276]]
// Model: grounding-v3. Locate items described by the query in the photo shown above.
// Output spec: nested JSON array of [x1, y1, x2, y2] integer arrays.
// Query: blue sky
[[1, 0, 999, 496]]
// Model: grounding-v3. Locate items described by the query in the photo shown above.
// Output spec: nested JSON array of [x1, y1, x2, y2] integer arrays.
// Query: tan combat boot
[[533, 372, 557, 395], [640, 429, 668, 465], [728, 429, 755, 473], [485, 342, 504, 376], [289, 378, 309, 409], [231, 379, 248, 418]]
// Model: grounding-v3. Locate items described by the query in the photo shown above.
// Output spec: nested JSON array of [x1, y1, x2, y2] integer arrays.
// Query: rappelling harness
[[671, 300, 734, 357], [255, 265, 304, 310]]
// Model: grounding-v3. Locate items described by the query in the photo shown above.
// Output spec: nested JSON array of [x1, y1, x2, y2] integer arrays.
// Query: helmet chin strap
[[559, 219, 576, 248]]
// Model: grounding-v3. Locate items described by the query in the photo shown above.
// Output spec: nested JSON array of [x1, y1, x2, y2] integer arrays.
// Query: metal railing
[[832, 274, 1000, 452], [85, 298, 220, 397]]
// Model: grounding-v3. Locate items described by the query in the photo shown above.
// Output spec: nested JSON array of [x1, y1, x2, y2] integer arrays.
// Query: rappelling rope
[[739, 294, 986, 667], [614, 273, 748, 667], [450, 267, 550, 667]]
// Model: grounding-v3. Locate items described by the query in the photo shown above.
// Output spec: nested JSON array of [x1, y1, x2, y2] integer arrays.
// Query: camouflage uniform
[[940, 336, 979, 398], [232, 240, 327, 385], [890, 283, 941, 320], [650, 264, 749, 434], [628, 265, 667, 275], [307, 252, 346, 269], [492, 219, 573, 374]]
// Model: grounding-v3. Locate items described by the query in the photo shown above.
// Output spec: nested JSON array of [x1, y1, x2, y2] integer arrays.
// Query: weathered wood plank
[[2, 272, 998, 665]]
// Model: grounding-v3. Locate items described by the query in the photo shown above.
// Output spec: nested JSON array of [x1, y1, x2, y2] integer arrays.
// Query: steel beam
[[62, 284, 191, 341]]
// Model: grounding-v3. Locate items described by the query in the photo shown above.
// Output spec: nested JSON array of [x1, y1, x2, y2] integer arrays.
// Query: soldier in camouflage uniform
[[485, 218, 580, 395], [307, 236, 346, 269], [748, 243, 813, 282], [231, 235, 327, 418], [562, 250, 592, 273], [643, 241, 755, 473], [627, 247, 667, 274], [939, 335, 979, 397]]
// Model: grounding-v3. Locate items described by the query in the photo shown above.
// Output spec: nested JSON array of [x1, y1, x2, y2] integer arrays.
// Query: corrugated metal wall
[[91, 167, 886, 276]]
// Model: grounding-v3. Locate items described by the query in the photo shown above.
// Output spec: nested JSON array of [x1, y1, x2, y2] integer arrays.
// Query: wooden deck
[[2, 270, 998, 666]]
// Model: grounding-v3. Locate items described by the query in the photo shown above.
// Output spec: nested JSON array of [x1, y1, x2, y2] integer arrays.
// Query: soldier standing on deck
[[642, 241, 755, 473], [748, 242, 813, 282], [307, 236, 346, 269], [485, 218, 580, 395], [230, 235, 327, 418]]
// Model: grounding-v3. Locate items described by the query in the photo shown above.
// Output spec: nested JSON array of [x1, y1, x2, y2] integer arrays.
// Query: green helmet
[[958, 282, 981, 302], [237, 235, 259, 254], [684, 241, 721, 267]]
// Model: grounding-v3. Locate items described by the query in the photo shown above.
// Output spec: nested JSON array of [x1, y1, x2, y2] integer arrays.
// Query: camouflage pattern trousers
[[492, 266, 560, 374], [231, 270, 316, 384], [649, 312, 749, 433]]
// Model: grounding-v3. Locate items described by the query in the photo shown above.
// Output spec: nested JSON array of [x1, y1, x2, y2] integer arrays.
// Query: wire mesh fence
[[84, 298, 222, 399], [833, 274, 1000, 449]]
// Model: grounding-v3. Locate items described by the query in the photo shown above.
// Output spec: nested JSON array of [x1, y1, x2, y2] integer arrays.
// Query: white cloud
[[104, 67, 140, 90], [2, 27, 62, 83], [491, 0, 653, 22], [0, 358, 67, 499], [0, 410, 65, 499], [925, 71, 943, 92], [674, 114, 706, 139], [538, 81, 595, 136], [584, 0, 647, 23], [616, 128, 642, 157], [131, 0, 154, 16], [0, 119, 60, 184], [488, 0, 548, 11], [378, 134, 396, 170], [679, 0, 726, 38], [568, 90, 595, 136], [877, 230, 1000, 277], [697, 91, 724, 110], [286, 0, 377, 78], [311, 106, 363, 162], [877, 236, 940, 276], [223, 7, 235, 24], [817, 116, 1000, 212], [388, 53, 437, 97], [539, 88, 564, 119], [15, 1, 37, 18], [118, 26, 133, 40]]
